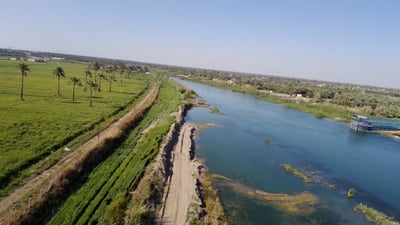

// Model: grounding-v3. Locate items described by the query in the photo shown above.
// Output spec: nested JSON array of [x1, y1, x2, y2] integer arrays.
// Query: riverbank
[[177, 77, 400, 140], [117, 82, 225, 225], [159, 121, 227, 225], [160, 123, 202, 224], [177, 77, 353, 121]]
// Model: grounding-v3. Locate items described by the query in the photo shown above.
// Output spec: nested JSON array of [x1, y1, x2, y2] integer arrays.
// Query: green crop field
[[48, 78, 181, 225], [0, 60, 149, 197]]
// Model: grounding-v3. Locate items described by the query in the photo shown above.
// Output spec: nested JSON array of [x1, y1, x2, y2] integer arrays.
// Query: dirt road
[[0, 84, 159, 222], [160, 123, 200, 225]]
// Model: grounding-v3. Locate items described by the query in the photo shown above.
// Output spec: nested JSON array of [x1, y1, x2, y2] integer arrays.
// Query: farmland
[[0, 60, 149, 197], [0, 59, 189, 224], [48, 79, 181, 224]]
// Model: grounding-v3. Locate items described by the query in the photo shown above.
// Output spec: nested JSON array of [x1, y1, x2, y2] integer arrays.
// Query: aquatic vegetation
[[347, 188, 356, 198], [315, 112, 326, 119], [354, 204, 400, 225], [211, 174, 318, 216], [282, 163, 312, 183], [264, 137, 272, 144], [249, 190, 318, 215], [200, 174, 228, 225], [210, 106, 223, 115], [194, 123, 218, 131]]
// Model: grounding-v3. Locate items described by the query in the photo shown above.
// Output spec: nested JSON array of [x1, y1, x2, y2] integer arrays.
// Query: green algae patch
[[347, 188, 356, 198], [354, 204, 400, 225], [211, 174, 318, 216], [194, 123, 218, 131], [210, 106, 223, 115], [209, 174, 231, 181], [249, 190, 318, 215], [201, 174, 228, 225], [282, 163, 312, 183], [264, 137, 272, 144]]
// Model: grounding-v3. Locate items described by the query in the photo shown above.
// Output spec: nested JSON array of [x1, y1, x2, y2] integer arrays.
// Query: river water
[[176, 78, 400, 225]]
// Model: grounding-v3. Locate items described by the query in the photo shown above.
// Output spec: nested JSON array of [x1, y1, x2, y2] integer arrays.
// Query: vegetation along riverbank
[[175, 74, 400, 139]]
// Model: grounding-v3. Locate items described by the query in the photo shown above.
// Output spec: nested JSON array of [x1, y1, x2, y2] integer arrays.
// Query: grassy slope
[[48, 79, 181, 225], [0, 60, 149, 196]]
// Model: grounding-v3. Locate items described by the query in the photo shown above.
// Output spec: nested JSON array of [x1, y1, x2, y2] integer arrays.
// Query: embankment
[[159, 123, 201, 225], [122, 84, 225, 225]]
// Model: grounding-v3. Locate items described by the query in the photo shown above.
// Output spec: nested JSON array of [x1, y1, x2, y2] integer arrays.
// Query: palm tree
[[70, 77, 81, 102], [118, 64, 125, 84], [107, 74, 116, 92], [105, 65, 115, 92], [126, 65, 134, 79], [18, 63, 30, 101], [84, 69, 92, 90], [93, 62, 100, 84], [87, 80, 98, 107], [98, 73, 106, 92], [54, 67, 66, 96]]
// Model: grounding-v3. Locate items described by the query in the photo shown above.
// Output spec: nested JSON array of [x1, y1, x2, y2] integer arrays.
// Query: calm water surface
[[176, 78, 400, 225]]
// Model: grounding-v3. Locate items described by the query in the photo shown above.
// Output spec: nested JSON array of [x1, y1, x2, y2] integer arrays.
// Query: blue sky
[[1, 0, 399, 88]]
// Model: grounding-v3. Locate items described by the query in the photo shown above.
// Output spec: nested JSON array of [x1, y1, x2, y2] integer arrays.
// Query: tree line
[[17, 62, 149, 106]]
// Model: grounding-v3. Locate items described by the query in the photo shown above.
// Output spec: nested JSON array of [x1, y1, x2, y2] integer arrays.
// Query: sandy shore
[[160, 123, 201, 225]]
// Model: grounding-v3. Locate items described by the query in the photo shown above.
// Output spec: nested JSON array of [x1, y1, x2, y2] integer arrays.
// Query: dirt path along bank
[[160, 123, 201, 225]]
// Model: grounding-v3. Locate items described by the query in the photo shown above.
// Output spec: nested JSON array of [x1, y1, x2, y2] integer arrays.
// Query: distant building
[[51, 57, 64, 60], [26, 56, 48, 62], [9, 57, 17, 61]]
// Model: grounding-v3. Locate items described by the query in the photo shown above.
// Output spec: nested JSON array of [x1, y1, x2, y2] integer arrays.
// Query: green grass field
[[48, 78, 182, 225], [0, 60, 149, 196]]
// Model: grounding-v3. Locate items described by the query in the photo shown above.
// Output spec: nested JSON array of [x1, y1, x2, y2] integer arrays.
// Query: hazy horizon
[[1, 0, 399, 88]]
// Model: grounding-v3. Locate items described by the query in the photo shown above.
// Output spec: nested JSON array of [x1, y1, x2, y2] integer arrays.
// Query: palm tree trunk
[[90, 88, 93, 107], [85, 76, 87, 90], [99, 78, 102, 92], [21, 75, 24, 101], [109, 80, 112, 92], [58, 77, 61, 96], [72, 85, 76, 102]]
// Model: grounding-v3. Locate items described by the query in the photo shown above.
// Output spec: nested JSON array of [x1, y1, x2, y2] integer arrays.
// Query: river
[[176, 78, 400, 225]]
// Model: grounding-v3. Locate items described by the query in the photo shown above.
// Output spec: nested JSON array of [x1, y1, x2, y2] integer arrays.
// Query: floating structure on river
[[350, 115, 400, 132]]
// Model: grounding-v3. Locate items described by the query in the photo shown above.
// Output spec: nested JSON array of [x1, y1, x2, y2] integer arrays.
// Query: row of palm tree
[[18, 61, 147, 105], [18, 63, 87, 104], [87, 62, 147, 83]]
